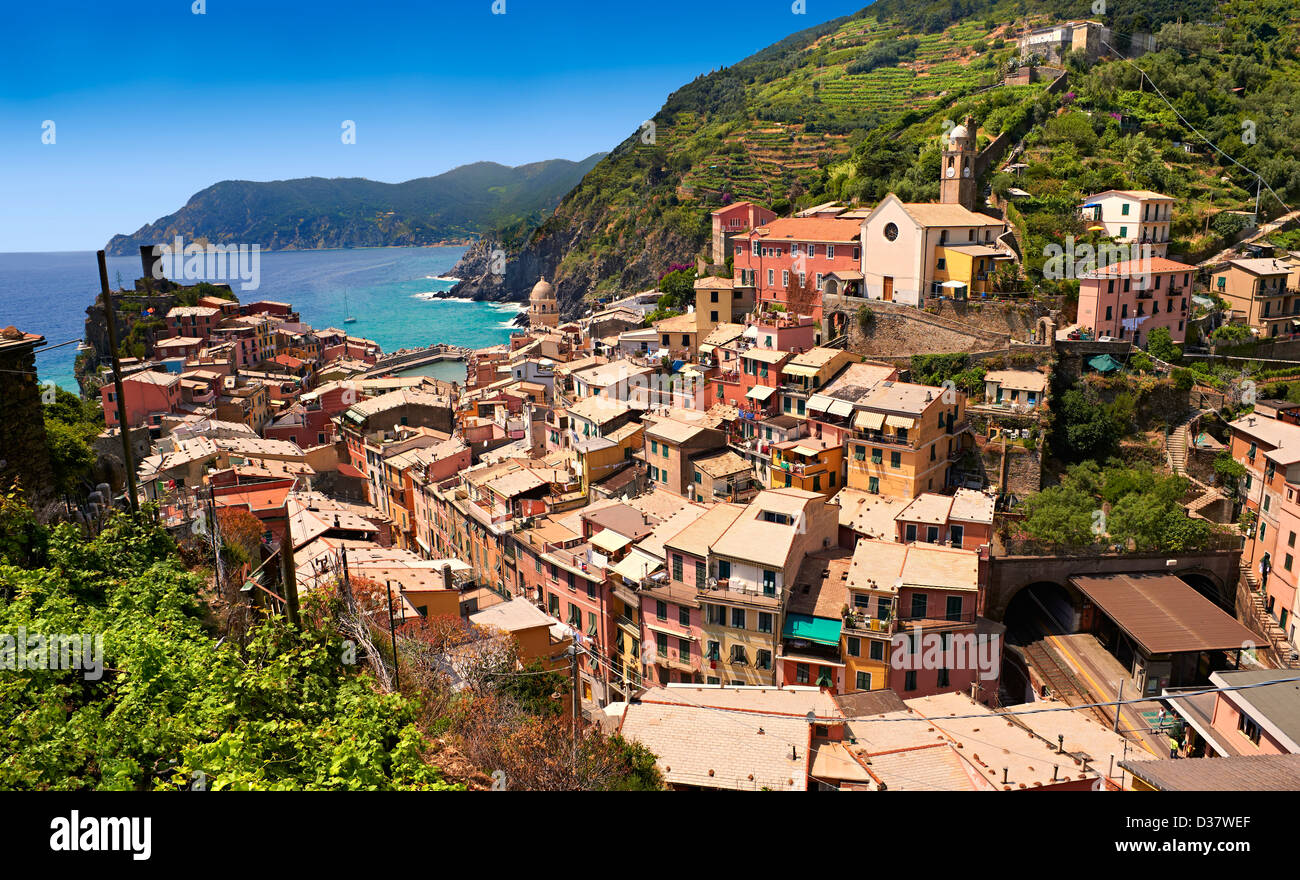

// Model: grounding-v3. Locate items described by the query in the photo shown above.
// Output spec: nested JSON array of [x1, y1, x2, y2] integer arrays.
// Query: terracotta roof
[[663, 502, 745, 559], [833, 488, 907, 540], [691, 449, 752, 479], [1085, 189, 1174, 202], [619, 685, 839, 790], [1223, 257, 1292, 277], [846, 539, 979, 595], [787, 548, 853, 619], [645, 418, 716, 445], [710, 489, 822, 570], [984, 369, 1048, 392], [1081, 257, 1196, 277], [896, 493, 955, 527], [947, 488, 995, 525], [566, 394, 632, 426], [652, 314, 698, 334], [899, 203, 1004, 228], [741, 216, 862, 244]]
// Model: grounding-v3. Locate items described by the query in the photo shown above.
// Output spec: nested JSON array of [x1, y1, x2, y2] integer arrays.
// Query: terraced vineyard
[[677, 17, 1007, 203], [455, 0, 1300, 319]]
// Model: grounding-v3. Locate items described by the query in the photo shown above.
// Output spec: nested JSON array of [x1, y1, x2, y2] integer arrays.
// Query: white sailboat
[[343, 290, 357, 324]]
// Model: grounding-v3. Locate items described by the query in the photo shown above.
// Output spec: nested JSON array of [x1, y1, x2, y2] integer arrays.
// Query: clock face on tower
[[946, 167, 955, 178], [963, 167, 971, 177]]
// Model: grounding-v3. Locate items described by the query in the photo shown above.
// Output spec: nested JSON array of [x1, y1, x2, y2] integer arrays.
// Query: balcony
[[654, 648, 695, 674], [842, 612, 892, 635], [893, 609, 978, 633], [774, 459, 827, 477], [855, 430, 914, 449], [712, 478, 761, 501]]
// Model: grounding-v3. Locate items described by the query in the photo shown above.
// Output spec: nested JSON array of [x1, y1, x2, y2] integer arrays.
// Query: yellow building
[[694, 276, 754, 336], [841, 539, 902, 692], [815, 363, 969, 498], [769, 436, 843, 496], [574, 421, 643, 493], [932, 244, 1015, 298]]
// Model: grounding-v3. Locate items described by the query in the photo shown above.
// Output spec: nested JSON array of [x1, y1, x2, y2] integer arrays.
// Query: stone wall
[[1054, 339, 1133, 383], [92, 426, 153, 492], [930, 298, 1057, 341], [974, 435, 1043, 498]]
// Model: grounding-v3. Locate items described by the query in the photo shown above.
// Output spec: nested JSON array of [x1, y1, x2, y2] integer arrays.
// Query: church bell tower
[[940, 116, 977, 211]]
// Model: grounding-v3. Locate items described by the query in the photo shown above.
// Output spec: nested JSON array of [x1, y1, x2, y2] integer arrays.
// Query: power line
[[1100, 39, 1293, 215], [33, 338, 89, 354]]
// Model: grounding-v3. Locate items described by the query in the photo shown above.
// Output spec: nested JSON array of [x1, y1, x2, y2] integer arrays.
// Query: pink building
[[165, 306, 220, 341], [101, 370, 182, 429], [710, 201, 777, 265], [1173, 670, 1300, 757], [733, 217, 863, 321], [1077, 257, 1195, 347]]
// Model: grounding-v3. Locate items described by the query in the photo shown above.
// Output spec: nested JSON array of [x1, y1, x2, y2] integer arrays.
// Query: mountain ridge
[[105, 154, 606, 255], [449, 0, 1296, 315]]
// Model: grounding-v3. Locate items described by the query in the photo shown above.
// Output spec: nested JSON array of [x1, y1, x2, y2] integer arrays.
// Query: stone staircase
[[1167, 410, 1231, 521], [1165, 411, 1198, 477], [1238, 562, 1300, 670]]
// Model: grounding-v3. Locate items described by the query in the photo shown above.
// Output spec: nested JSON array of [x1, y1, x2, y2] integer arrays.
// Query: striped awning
[[885, 414, 916, 429], [854, 411, 885, 430], [807, 394, 833, 412], [827, 399, 854, 418], [746, 385, 777, 401]]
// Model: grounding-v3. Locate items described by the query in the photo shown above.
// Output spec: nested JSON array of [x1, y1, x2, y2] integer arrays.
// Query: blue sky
[[0, 0, 869, 252]]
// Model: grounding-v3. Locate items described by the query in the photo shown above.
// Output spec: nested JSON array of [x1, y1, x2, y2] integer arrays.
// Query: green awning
[[1088, 354, 1122, 373], [782, 613, 842, 646]]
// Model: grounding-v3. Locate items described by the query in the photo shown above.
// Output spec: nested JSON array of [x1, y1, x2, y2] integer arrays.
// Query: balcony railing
[[854, 430, 914, 448], [895, 608, 978, 628], [774, 459, 827, 477], [654, 649, 695, 673], [842, 613, 892, 634]]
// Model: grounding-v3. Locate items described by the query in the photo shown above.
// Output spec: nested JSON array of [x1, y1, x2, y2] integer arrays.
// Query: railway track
[[1022, 639, 1114, 728]]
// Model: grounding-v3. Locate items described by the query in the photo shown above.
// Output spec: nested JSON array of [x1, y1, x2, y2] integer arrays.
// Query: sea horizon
[[0, 245, 522, 392]]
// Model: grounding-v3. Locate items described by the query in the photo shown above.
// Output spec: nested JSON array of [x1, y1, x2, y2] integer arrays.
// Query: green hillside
[[454, 0, 1300, 312], [105, 155, 605, 255]]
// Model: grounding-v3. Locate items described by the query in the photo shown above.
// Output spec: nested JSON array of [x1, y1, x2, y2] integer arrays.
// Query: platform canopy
[[1070, 574, 1257, 655]]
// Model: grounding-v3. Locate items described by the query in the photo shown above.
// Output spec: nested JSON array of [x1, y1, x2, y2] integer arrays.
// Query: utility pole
[[278, 504, 300, 627], [97, 251, 138, 514], [1113, 679, 1123, 732], [385, 579, 401, 692], [206, 484, 221, 594], [570, 641, 582, 770]]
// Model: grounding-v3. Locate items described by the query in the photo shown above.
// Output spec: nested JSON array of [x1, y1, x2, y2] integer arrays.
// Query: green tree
[[1052, 388, 1121, 462], [0, 506, 458, 791], [1020, 484, 1097, 546], [1147, 327, 1182, 363]]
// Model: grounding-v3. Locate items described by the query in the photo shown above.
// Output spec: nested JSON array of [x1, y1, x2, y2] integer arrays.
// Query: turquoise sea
[[0, 246, 524, 391]]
